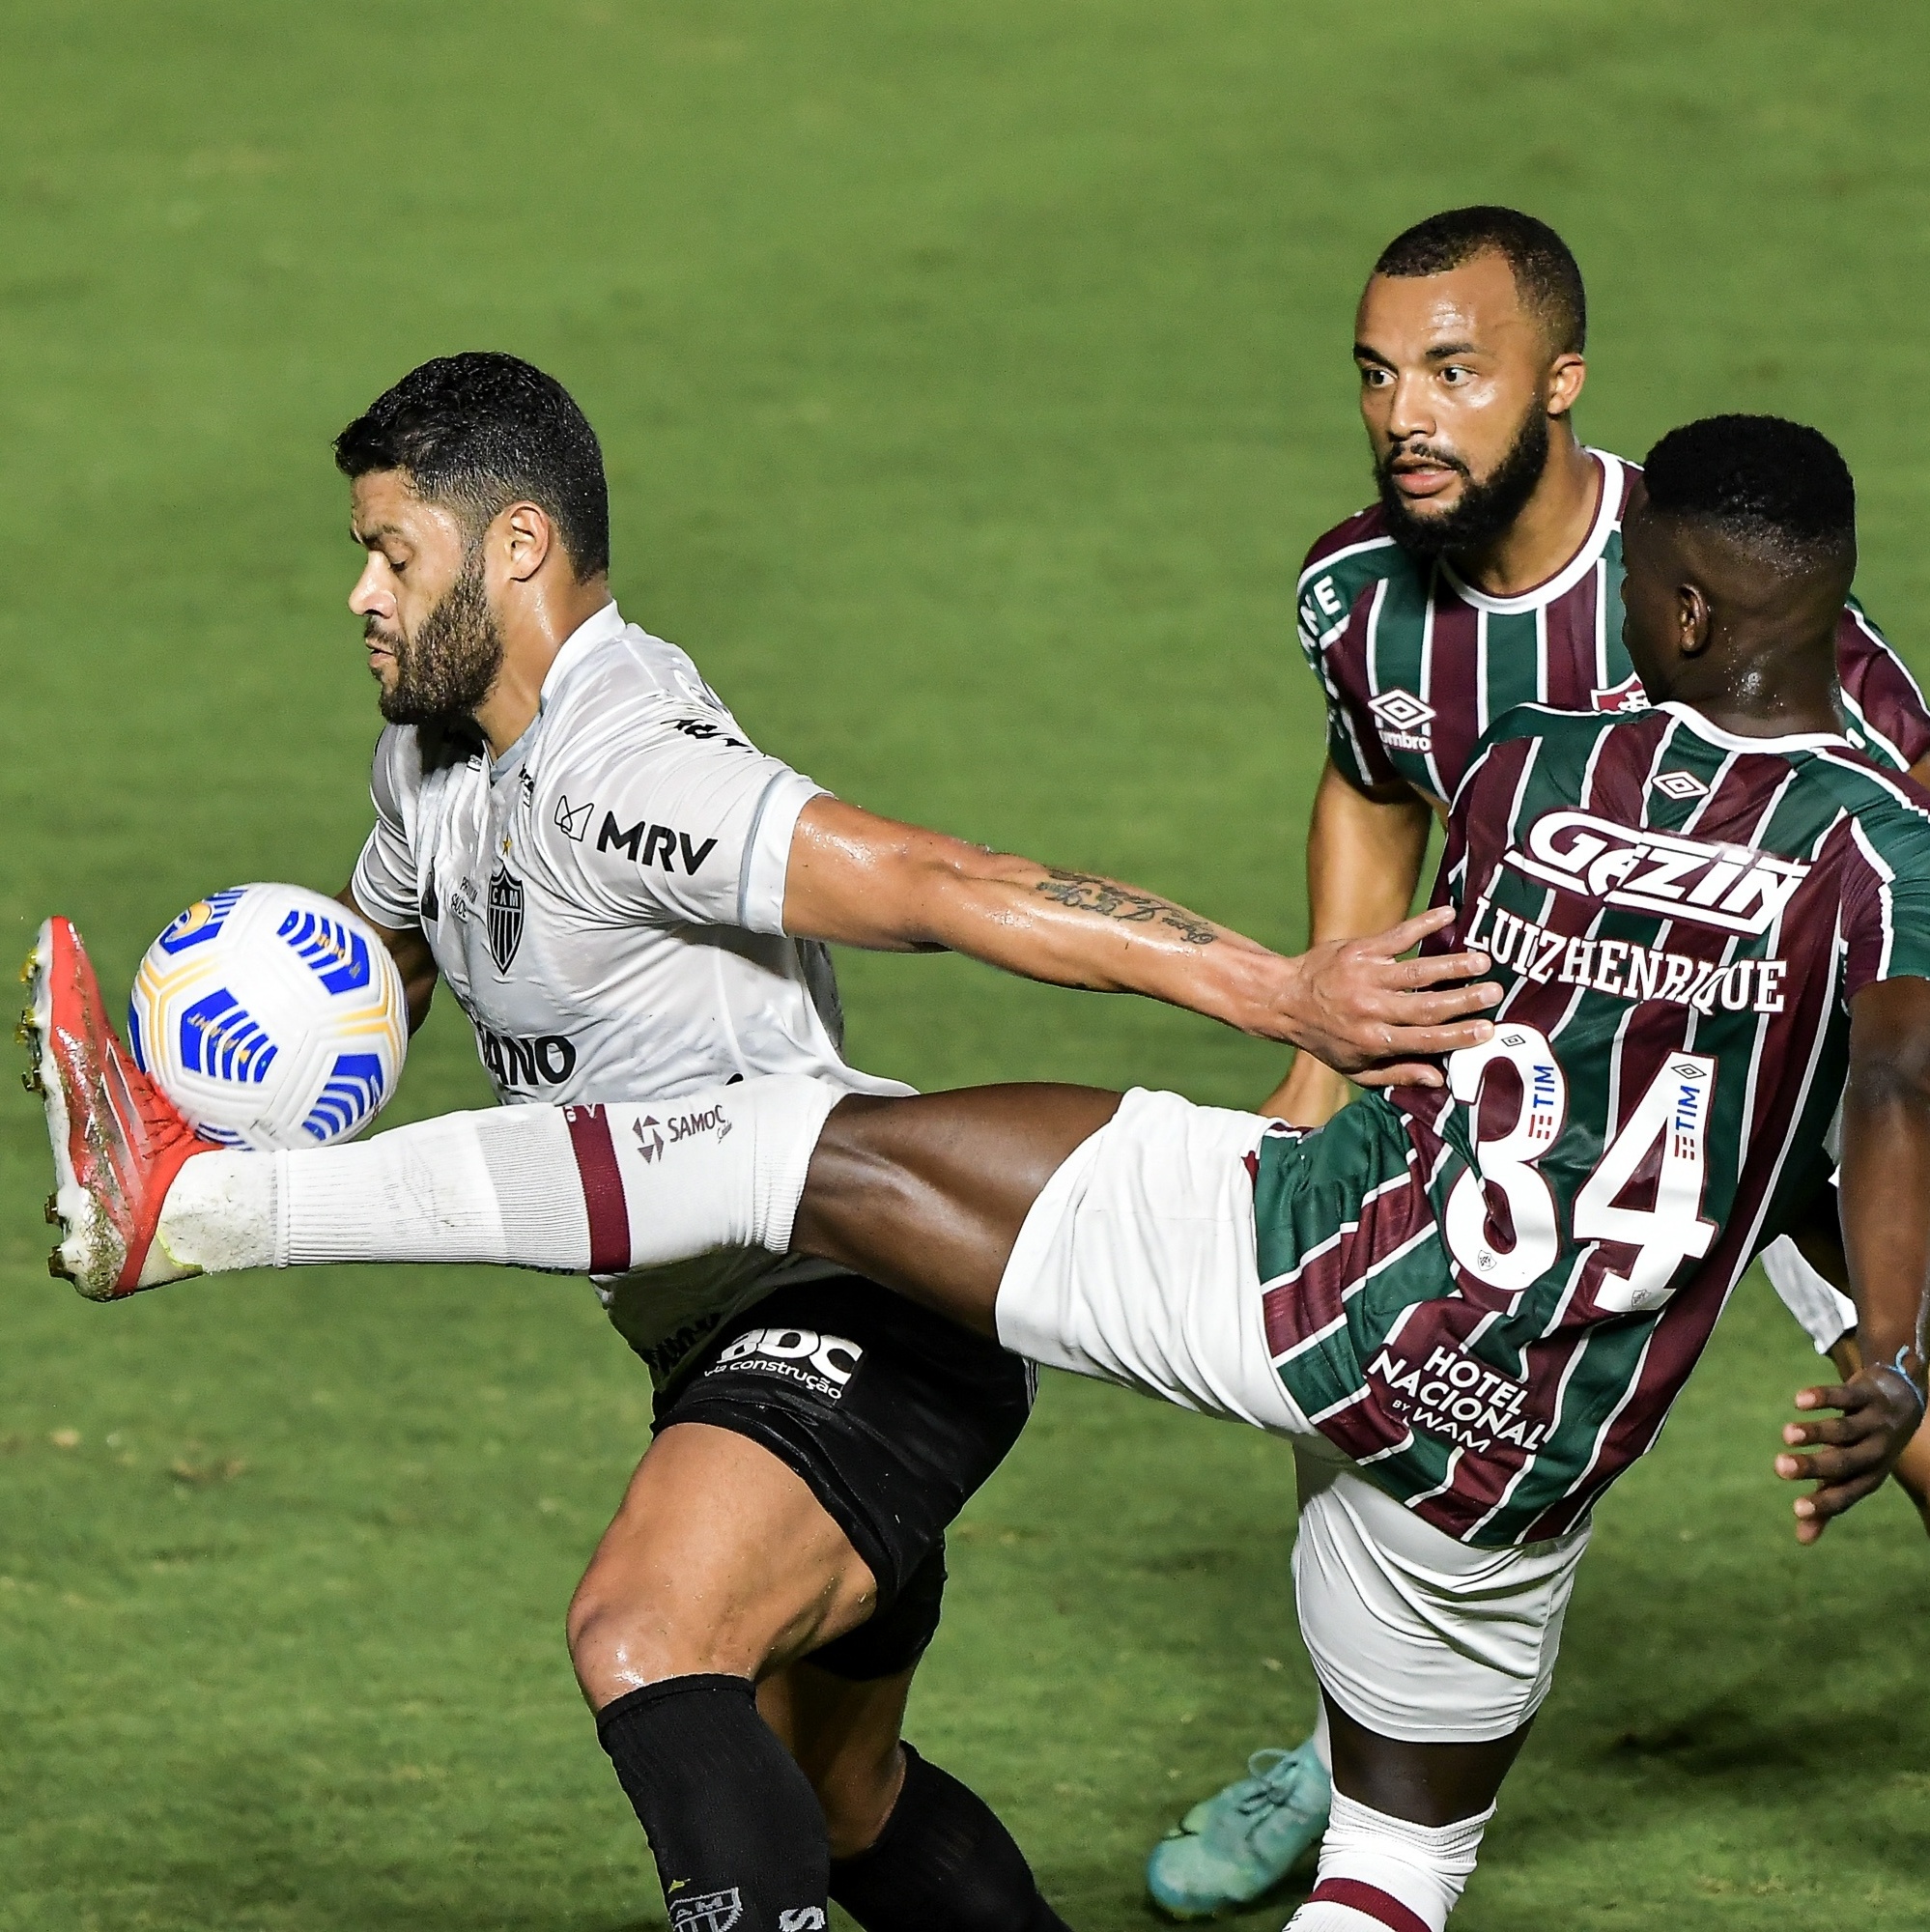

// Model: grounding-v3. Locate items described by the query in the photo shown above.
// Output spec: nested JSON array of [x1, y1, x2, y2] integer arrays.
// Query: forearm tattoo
[[1034, 869, 1218, 945]]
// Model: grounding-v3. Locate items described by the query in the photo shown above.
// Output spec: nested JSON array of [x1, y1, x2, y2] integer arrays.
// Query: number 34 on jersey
[[1442, 1024, 1717, 1315]]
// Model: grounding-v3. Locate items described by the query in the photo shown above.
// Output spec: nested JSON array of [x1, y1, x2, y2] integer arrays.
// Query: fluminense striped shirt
[[1261, 700, 1930, 1546], [1295, 451, 1930, 806]]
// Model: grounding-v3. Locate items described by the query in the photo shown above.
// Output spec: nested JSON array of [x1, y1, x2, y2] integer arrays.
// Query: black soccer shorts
[[652, 1273, 1036, 1680]]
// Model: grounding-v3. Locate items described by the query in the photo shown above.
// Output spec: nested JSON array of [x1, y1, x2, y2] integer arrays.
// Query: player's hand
[[1775, 1368, 1926, 1544], [1282, 906, 1501, 1087]]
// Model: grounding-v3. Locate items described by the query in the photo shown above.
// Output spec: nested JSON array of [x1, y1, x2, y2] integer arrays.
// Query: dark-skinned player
[[1142, 205, 1930, 1918]]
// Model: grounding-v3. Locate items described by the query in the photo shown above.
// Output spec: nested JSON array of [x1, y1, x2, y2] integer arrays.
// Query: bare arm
[[337, 885, 439, 1035], [781, 795, 1496, 1088], [1777, 976, 1930, 1541], [1260, 758, 1435, 1122]]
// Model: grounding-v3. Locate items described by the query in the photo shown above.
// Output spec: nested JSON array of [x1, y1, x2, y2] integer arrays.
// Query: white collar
[[1658, 700, 1851, 754], [539, 599, 627, 705], [1437, 449, 1626, 614]]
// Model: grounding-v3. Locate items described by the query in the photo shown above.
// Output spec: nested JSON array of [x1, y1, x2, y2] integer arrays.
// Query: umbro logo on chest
[[1369, 688, 1435, 753]]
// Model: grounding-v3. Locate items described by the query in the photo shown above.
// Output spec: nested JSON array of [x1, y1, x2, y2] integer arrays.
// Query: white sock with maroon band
[[153, 1077, 840, 1277], [1285, 1793, 1491, 1932]]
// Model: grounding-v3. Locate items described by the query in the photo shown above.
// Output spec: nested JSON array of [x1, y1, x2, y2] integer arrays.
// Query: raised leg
[[794, 1084, 1124, 1335]]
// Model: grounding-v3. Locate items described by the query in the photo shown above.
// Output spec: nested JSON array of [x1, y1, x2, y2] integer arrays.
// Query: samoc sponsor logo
[[631, 1101, 733, 1164], [708, 1325, 863, 1399], [1501, 810, 1808, 936]]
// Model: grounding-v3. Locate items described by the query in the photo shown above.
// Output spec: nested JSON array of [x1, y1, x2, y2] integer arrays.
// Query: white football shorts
[[995, 1086, 1590, 1743], [1759, 1233, 1856, 1356]]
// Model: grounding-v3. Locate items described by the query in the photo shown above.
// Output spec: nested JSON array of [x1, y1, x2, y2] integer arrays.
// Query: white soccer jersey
[[351, 600, 910, 1379]]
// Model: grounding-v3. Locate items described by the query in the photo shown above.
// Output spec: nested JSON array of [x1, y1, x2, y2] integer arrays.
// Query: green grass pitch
[[4, 2, 1930, 1925]]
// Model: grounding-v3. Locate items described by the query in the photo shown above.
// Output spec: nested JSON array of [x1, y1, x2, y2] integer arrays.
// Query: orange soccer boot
[[20, 916, 216, 1299]]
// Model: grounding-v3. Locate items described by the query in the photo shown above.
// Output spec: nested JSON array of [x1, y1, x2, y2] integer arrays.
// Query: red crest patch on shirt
[[1590, 672, 1648, 713]]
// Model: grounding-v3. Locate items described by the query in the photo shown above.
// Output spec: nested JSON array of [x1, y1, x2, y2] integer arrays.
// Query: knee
[[565, 1561, 693, 1704], [565, 1568, 634, 1693]]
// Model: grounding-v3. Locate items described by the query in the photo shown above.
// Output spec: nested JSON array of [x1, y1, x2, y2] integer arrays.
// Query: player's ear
[[1546, 350, 1585, 419], [499, 501, 553, 583], [1677, 581, 1714, 659]]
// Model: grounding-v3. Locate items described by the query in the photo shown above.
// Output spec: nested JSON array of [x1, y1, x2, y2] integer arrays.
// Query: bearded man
[[1146, 205, 1930, 1920], [36, 351, 1494, 1932]]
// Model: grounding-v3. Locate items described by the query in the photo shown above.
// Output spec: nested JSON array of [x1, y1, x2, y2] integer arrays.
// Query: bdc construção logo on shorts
[[708, 1326, 863, 1400]]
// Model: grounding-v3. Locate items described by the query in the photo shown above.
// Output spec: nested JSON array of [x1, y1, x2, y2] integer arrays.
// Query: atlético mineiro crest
[[1590, 671, 1648, 714], [486, 865, 525, 974], [670, 1890, 744, 1932]]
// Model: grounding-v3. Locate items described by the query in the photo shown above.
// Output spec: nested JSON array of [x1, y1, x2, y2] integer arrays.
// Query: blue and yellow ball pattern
[[129, 884, 409, 1150]]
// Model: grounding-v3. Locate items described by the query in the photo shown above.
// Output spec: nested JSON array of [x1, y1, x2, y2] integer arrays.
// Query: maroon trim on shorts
[[564, 1104, 629, 1274], [1309, 1877, 1433, 1932]]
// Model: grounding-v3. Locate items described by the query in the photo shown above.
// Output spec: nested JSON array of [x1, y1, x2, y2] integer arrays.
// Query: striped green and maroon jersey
[[1260, 700, 1930, 1547], [1296, 450, 1930, 805]]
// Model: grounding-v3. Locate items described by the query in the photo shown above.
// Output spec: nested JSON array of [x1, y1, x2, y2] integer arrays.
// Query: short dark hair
[[335, 353, 610, 579], [1374, 207, 1586, 355], [1642, 414, 1856, 565]]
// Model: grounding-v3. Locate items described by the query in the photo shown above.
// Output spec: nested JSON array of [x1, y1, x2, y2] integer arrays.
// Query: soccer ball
[[128, 884, 409, 1151]]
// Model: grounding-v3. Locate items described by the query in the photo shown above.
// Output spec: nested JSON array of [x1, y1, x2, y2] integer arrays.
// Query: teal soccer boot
[[1145, 1740, 1332, 1919]]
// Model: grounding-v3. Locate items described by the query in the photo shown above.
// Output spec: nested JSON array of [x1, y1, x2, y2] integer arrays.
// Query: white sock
[[155, 1077, 840, 1276], [155, 1147, 280, 1275], [1285, 1791, 1491, 1932]]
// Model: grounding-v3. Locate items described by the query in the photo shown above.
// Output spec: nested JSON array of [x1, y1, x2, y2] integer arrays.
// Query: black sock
[[829, 1743, 1071, 1932], [596, 1674, 830, 1932]]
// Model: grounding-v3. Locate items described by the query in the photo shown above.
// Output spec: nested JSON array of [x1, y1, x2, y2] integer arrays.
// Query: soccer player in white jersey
[[31, 413, 1930, 1932], [25, 354, 1502, 1932]]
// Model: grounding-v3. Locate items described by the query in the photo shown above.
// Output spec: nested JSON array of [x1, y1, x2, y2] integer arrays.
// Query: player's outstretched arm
[[1780, 977, 1930, 1542], [781, 797, 1497, 1089]]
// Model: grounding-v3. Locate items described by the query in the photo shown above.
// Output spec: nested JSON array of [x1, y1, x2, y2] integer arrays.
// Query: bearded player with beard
[[33, 354, 1502, 1932], [1145, 208, 1930, 1919]]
